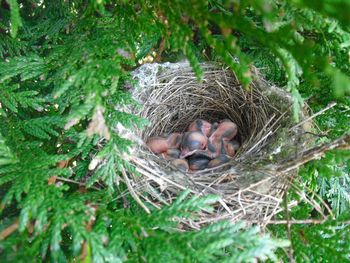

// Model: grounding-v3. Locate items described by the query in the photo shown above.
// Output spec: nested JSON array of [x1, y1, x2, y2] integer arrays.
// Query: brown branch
[[289, 102, 337, 131], [80, 205, 97, 261], [54, 159, 103, 191], [121, 167, 150, 214], [48, 176, 57, 185], [283, 192, 295, 263], [0, 219, 19, 240], [247, 219, 350, 225], [277, 133, 350, 173], [154, 37, 166, 63], [55, 177, 101, 191]]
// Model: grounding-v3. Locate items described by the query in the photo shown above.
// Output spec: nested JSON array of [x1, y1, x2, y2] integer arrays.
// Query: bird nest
[[118, 61, 312, 228]]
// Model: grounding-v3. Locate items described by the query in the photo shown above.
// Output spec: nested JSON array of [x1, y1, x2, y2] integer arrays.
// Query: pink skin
[[147, 133, 183, 155], [146, 137, 169, 154], [209, 120, 238, 143], [171, 159, 189, 172], [180, 131, 208, 158], [188, 119, 212, 137], [208, 120, 238, 157], [222, 141, 236, 157]]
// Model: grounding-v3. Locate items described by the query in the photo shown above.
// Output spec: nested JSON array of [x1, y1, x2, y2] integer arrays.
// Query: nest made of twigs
[[118, 61, 312, 229]]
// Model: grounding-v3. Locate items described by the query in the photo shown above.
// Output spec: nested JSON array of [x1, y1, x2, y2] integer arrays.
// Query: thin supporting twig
[[278, 175, 331, 219], [290, 177, 334, 219], [278, 133, 350, 174], [121, 167, 151, 214], [154, 37, 166, 62], [283, 191, 295, 263], [247, 219, 350, 225], [237, 190, 246, 215], [56, 177, 101, 191], [289, 102, 337, 131]]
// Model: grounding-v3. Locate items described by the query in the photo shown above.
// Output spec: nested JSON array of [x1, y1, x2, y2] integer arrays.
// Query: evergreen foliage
[[0, 0, 349, 261], [270, 214, 350, 262]]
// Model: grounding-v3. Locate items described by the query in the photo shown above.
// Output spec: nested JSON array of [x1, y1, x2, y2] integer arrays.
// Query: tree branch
[[277, 133, 350, 173], [0, 219, 19, 240], [154, 37, 166, 62], [247, 219, 350, 225]]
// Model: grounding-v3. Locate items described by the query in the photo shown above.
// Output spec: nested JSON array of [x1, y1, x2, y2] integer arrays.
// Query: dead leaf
[[0, 219, 19, 240], [64, 117, 80, 130], [86, 106, 111, 140], [48, 176, 57, 185], [88, 157, 101, 170], [56, 159, 70, 169]]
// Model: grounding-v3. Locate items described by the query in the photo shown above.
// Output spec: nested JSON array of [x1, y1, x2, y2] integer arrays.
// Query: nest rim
[[121, 61, 311, 228]]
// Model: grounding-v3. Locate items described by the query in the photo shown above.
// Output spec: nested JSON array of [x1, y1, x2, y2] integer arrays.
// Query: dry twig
[[0, 219, 19, 240], [278, 133, 350, 174]]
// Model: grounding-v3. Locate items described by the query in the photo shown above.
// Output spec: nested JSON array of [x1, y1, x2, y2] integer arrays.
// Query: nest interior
[[122, 61, 309, 227]]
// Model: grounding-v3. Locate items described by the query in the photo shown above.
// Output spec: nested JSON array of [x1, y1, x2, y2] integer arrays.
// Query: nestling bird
[[210, 119, 238, 142], [171, 159, 189, 172], [209, 119, 238, 157], [207, 155, 230, 168], [180, 131, 208, 158], [188, 119, 212, 137], [147, 133, 183, 154], [147, 118, 238, 172], [187, 156, 211, 171], [146, 136, 168, 154]]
